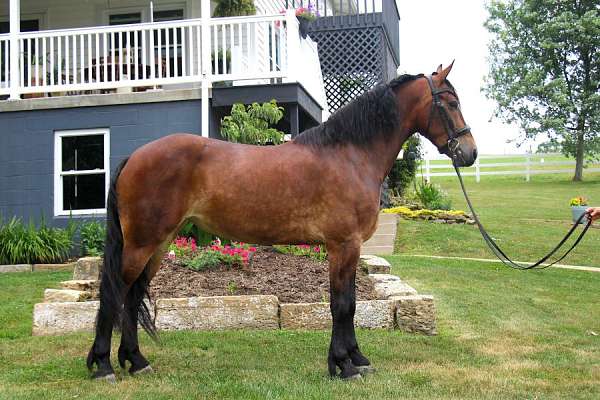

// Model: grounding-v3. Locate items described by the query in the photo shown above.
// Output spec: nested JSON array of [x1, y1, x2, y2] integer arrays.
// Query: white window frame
[[54, 128, 110, 217]]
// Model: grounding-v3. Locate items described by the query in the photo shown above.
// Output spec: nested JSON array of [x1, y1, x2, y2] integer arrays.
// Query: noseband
[[424, 75, 471, 158]]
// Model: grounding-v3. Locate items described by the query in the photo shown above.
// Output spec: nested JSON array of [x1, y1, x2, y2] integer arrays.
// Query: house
[[0, 0, 399, 225]]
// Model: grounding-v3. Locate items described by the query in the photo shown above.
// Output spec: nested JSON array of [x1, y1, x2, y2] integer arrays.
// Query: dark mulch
[[149, 247, 377, 303]]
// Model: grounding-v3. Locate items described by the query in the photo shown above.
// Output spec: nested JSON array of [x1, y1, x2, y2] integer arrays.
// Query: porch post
[[9, 0, 20, 100], [200, 0, 211, 138]]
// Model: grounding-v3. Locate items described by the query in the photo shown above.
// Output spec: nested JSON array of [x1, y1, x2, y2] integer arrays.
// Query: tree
[[484, 0, 600, 180]]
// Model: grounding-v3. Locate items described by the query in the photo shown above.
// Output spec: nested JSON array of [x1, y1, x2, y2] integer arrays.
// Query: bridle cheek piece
[[424, 75, 471, 162]]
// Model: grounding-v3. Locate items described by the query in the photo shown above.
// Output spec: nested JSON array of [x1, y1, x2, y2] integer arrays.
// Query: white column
[[9, 0, 20, 100], [200, 0, 211, 138], [283, 9, 299, 83]]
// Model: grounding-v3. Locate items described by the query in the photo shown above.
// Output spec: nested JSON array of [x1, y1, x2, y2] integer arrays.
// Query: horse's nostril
[[472, 148, 478, 160]]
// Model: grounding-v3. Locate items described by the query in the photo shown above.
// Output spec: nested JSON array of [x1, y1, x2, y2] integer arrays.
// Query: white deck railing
[[1, 12, 319, 99]]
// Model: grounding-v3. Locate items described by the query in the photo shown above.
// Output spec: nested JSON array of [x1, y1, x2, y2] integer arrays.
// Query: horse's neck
[[363, 129, 412, 183]]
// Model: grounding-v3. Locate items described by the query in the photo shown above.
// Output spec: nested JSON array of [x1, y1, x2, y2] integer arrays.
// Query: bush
[[80, 220, 106, 256], [185, 250, 222, 271], [414, 181, 452, 210], [0, 217, 74, 264], [274, 244, 327, 261], [220, 100, 285, 145], [178, 222, 215, 246], [168, 238, 257, 271], [388, 135, 422, 197]]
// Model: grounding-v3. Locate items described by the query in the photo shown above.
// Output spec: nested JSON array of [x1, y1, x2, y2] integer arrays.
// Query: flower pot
[[571, 205, 587, 224], [298, 18, 312, 39]]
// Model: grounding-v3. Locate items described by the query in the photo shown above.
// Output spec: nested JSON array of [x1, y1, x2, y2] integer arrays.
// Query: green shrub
[[0, 217, 74, 264], [185, 250, 222, 271], [220, 100, 285, 145], [274, 244, 327, 261], [388, 135, 422, 197], [414, 181, 452, 210], [80, 220, 106, 256], [178, 222, 215, 246]]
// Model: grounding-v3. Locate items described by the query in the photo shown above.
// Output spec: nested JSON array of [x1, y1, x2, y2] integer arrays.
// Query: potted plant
[[295, 5, 318, 39], [570, 196, 588, 223]]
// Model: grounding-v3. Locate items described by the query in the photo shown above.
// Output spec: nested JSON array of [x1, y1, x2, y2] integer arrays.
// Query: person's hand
[[585, 207, 600, 222]]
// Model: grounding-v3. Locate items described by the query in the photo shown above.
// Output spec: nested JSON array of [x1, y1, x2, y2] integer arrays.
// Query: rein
[[423, 74, 592, 270], [454, 166, 591, 270]]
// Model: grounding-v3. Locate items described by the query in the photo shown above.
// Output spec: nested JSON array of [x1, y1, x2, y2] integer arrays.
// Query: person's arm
[[586, 207, 600, 222]]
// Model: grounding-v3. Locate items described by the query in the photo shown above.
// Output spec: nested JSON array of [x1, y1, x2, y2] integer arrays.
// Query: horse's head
[[416, 63, 477, 167]]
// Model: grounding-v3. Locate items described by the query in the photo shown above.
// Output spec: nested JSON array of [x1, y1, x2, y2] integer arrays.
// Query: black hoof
[[131, 365, 153, 376], [92, 372, 117, 384], [356, 365, 376, 375]]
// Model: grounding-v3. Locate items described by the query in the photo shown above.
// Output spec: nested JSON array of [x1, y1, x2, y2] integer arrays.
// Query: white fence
[[419, 155, 600, 182]]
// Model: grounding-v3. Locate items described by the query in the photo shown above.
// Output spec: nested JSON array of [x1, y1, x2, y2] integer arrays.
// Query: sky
[[398, 0, 544, 158]]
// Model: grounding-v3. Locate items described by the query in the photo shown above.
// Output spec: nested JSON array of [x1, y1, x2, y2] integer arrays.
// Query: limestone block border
[[0, 262, 76, 273], [32, 256, 436, 336]]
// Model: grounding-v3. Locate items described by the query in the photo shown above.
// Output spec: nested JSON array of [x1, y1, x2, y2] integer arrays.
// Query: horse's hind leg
[[326, 239, 372, 379], [117, 243, 167, 375]]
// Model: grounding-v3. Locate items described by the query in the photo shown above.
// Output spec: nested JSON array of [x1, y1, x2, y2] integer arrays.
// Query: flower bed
[[382, 206, 475, 224]]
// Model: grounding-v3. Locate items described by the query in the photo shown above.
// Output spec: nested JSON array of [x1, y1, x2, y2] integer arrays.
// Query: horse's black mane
[[294, 73, 424, 147]]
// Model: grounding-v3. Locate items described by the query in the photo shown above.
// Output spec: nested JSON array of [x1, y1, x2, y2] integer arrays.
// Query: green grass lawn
[[1, 259, 599, 400], [396, 172, 600, 266]]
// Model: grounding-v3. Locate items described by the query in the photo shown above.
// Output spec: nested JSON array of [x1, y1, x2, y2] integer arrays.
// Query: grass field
[[1, 257, 599, 399], [396, 172, 600, 266]]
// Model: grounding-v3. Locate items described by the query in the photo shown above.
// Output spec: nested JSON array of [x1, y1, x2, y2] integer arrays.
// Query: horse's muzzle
[[450, 139, 477, 168]]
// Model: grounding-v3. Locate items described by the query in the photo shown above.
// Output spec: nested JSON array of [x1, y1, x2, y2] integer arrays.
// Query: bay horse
[[87, 63, 477, 381]]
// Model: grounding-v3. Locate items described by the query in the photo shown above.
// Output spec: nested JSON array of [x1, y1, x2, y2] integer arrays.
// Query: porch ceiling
[[212, 83, 323, 125]]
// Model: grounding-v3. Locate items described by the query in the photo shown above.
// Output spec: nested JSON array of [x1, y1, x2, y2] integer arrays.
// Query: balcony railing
[[0, 11, 326, 110]]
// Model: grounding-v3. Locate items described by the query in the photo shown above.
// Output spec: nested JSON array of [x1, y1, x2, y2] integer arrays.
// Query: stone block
[[44, 289, 91, 303], [32, 301, 99, 336], [60, 279, 99, 298], [280, 300, 395, 330], [355, 300, 396, 329], [155, 295, 279, 331], [33, 263, 76, 272], [369, 274, 417, 299], [392, 295, 437, 335], [280, 302, 330, 330], [360, 255, 391, 274], [0, 264, 32, 273], [73, 257, 102, 280]]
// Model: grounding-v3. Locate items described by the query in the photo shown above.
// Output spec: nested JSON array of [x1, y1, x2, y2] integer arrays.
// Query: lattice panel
[[310, 27, 395, 113]]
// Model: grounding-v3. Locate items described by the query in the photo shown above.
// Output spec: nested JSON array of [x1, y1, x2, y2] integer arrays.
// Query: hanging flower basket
[[298, 18, 312, 38], [294, 5, 318, 39], [569, 196, 588, 224]]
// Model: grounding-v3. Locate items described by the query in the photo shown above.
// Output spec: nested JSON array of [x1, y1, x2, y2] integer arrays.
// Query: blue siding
[[0, 100, 204, 225]]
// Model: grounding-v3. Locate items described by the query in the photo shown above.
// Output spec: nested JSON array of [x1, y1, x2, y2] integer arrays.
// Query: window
[[54, 129, 110, 216], [109, 12, 142, 49]]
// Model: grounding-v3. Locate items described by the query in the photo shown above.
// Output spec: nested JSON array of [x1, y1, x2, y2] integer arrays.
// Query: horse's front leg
[[326, 240, 372, 379]]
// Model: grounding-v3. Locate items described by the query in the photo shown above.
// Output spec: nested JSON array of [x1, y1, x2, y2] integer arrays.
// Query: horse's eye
[[449, 101, 459, 109]]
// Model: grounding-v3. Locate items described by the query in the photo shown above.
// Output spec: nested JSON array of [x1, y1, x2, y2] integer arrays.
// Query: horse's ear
[[439, 61, 455, 80], [435, 64, 443, 74]]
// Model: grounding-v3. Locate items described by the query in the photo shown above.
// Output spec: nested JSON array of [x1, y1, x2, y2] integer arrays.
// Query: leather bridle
[[421, 75, 591, 270], [424, 74, 471, 163], [421, 76, 592, 269]]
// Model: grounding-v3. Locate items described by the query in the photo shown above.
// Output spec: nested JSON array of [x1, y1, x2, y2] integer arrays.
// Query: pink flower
[[313, 246, 320, 252], [167, 250, 176, 260], [249, 247, 257, 252]]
